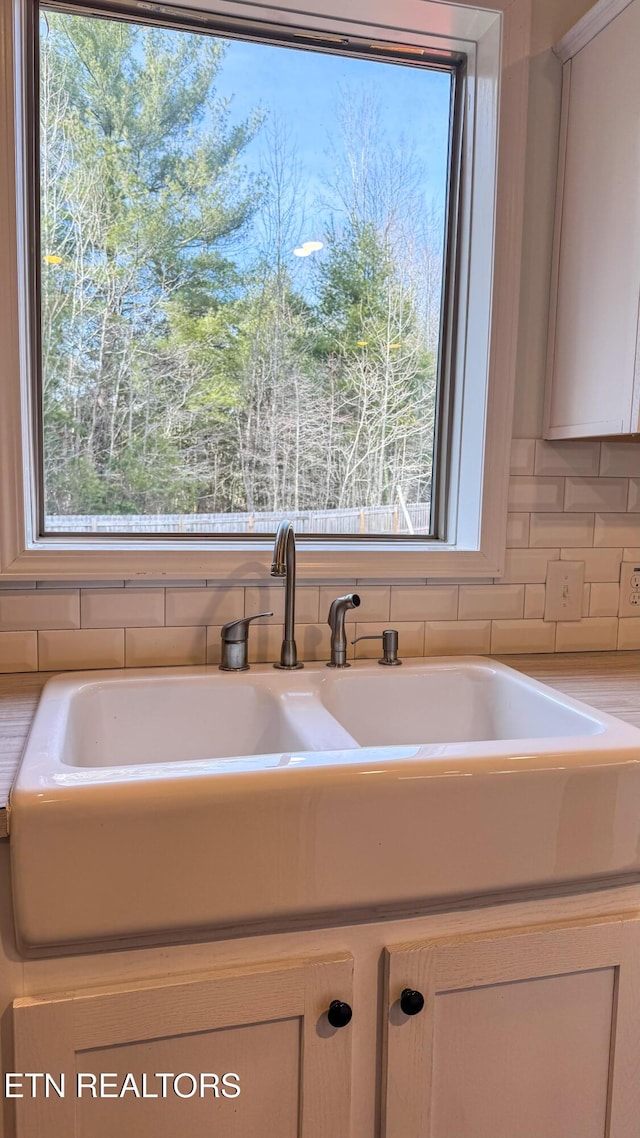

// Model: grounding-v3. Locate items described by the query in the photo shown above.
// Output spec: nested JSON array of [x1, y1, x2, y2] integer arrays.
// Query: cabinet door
[[12, 951, 353, 1138], [383, 919, 640, 1138], [545, 0, 640, 438]]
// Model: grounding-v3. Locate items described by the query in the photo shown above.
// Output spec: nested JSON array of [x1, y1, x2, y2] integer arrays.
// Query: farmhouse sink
[[316, 664, 603, 746], [9, 658, 640, 951], [54, 672, 359, 768]]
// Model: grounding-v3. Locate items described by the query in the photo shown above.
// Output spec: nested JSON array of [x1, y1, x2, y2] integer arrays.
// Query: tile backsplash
[[1, 438, 639, 673]]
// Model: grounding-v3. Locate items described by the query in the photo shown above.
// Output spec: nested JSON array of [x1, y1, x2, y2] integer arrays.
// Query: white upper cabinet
[[544, 0, 640, 438]]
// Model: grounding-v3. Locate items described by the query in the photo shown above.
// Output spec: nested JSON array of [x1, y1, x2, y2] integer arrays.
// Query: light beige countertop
[[0, 653, 638, 839]]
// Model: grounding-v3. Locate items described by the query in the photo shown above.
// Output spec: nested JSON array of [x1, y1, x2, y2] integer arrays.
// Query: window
[[37, 4, 456, 538], [0, 0, 529, 579]]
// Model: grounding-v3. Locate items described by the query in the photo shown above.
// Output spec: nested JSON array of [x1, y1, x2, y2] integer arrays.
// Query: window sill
[[0, 536, 505, 582]]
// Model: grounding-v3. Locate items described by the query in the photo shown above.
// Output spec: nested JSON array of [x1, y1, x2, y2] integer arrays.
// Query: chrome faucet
[[327, 593, 360, 667], [219, 612, 273, 672], [270, 519, 303, 669]]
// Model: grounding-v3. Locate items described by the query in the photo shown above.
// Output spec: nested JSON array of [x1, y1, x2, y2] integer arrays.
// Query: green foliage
[[40, 10, 439, 522], [314, 222, 394, 348], [41, 11, 263, 514]]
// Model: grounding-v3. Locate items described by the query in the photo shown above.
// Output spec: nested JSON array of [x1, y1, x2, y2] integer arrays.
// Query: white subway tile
[[530, 513, 594, 548], [524, 584, 545, 619], [315, 579, 357, 589], [502, 549, 559, 583], [37, 580, 125, 589], [594, 514, 640, 548], [125, 627, 205, 667], [589, 583, 620, 617], [555, 618, 618, 652], [0, 631, 37, 673], [356, 578, 418, 586], [428, 578, 487, 586], [81, 588, 164, 628], [39, 629, 124, 671], [247, 623, 284, 664], [166, 587, 244, 627], [458, 584, 524, 620], [245, 586, 319, 625], [297, 624, 333, 662], [510, 439, 536, 475], [561, 548, 621, 582], [208, 578, 267, 588], [506, 514, 530, 548], [320, 586, 388, 624], [390, 585, 458, 622], [623, 549, 640, 561], [618, 619, 640, 650], [125, 579, 206, 587], [0, 591, 80, 632], [206, 627, 223, 666], [534, 439, 600, 476], [600, 442, 640, 476], [491, 620, 555, 654], [508, 477, 564, 511], [424, 621, 490, 656], [564, 478, 628, 513], [628, 480, 640, 511], [354, 622, 424, 659]]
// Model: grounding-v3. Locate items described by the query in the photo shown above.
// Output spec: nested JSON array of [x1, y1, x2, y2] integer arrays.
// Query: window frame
[[34, 3, 462, 545], [0, 0, 532, 582]]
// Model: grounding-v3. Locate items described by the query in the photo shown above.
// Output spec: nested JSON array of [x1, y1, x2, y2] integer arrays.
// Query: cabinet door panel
[[76, 1017, 301, 1138], [431, 968, 613, 1137], [546, 0, 640, 437], [383, 919, 640, 1138], [13, 952, 353, 1138]]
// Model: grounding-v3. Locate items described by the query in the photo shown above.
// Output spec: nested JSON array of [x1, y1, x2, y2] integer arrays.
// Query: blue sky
[[42, 11, 452, 284], [212, 36, 452, 270]]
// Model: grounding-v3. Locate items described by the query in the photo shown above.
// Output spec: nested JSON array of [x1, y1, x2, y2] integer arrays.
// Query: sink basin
[[58, 673, 358, 767], [317, 665, 603, 745], [9, 657, 640, 951]]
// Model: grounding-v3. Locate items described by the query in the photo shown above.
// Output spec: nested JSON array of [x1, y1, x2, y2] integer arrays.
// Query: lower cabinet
[[382, 917, 640, 1138], [12, 951, 354, 1138], [11, 911, 640, 1138]]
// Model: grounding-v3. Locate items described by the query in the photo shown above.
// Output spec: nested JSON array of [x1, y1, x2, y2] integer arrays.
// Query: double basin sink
[[10, 658, 640, 950]]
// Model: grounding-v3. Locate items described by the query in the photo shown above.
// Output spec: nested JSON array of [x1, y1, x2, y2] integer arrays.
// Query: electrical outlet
[[544, 560, 584, 622], [618, 562, 640, 617]]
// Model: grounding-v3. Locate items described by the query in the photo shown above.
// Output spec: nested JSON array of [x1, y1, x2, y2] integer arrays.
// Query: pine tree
[[40, 11, 261, 513]]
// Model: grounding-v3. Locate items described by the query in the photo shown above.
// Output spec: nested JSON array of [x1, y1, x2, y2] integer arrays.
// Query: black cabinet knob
[[327, 999, 352, 1028], [400, 988, 425, 1016]]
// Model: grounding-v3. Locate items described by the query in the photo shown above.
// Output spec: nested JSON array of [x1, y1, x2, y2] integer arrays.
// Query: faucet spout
[[327, 593, 361, 667], [270, 520, 303, 669]]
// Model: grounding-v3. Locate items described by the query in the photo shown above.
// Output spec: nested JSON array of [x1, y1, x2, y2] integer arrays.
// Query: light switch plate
[[544, 560, 584, 622], [618, 562, 640, 617]]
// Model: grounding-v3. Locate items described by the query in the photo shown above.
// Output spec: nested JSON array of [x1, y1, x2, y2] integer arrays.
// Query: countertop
[[0, 653, 638, 839]]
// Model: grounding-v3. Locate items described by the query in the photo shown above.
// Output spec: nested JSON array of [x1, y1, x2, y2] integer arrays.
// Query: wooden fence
[[46, 502, 432, 535]]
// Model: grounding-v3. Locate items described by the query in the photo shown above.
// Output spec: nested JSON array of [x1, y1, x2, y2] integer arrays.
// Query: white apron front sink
[[316, 664, 603, 746], [9, 657, 640, 951], [56, 672, 358, 767]]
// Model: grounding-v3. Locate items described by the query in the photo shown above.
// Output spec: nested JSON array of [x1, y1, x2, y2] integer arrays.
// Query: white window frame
[[0, 0, 531, 582]]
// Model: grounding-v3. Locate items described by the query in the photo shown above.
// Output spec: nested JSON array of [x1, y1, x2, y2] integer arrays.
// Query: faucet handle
[[219, 613, 273, 672], [221, 613, 273, 642], [351, 629, 401, 666]]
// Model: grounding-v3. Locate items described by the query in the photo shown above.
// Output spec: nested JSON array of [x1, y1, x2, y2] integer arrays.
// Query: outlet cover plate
[[544, 560, 584, 622], [618, 561, 640, 617]]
